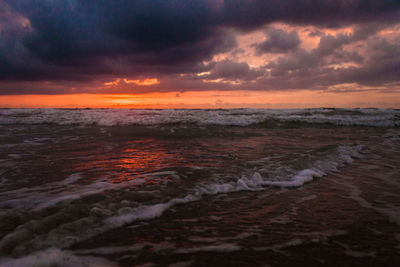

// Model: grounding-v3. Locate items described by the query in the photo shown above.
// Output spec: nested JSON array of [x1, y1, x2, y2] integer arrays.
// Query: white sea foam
[[76, 241, 176, 256], [0, 177, 113, 210], [0, 170, 177, 210], [296, 194, 317, 203], [175, 243, 240, 254], [198, 145, 363, 193], [169, 260, 194, 267], [254, 230, 347, 252], [333, 241, 376, 258], [105, 194, 201, 227], [188, 232, 256, 243], [253, 238, 304, 252], [294, 229, 347, 242], [334, 179, 400, 227], [0, 108, 398, 127], [0, 248, 116, 267]]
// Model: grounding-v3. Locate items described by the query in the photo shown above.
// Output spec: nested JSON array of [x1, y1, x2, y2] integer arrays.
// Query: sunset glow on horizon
[[1, 89, 399, 109]]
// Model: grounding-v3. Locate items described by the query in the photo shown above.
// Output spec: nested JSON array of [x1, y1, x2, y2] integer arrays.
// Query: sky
[[1, 0, 400, 108]]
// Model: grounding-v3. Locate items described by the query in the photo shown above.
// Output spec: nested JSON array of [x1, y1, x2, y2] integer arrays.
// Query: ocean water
[[0, 108, 399, 266]]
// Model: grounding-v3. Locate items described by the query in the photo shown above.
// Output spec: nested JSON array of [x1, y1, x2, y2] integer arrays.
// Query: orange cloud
[[123, 78, 160, 86], [104, 78, 121, 86], [104, 78, 160, 86]]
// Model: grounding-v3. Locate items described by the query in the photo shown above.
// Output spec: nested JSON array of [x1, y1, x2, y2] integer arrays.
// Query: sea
[[0, 108, 399, 266]]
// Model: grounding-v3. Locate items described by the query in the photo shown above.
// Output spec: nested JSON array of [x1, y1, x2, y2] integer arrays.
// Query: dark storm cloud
[[1, 0, 235, 82], [0, 0, 400, 94], [339, 38, 400, 85], [223, 0, 400, 28], [204, 60, 264, 81], [254, 28, 300, 54], [266, 49, 321, 76], [316, 24, 385, 56], [252, 35, 400, 91]]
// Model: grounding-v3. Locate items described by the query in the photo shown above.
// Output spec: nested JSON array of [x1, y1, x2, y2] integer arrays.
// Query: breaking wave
[[0, 108, 399, 127]]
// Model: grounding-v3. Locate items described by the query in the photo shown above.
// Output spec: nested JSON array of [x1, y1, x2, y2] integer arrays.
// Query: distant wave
[[0, 108, 399, 127]]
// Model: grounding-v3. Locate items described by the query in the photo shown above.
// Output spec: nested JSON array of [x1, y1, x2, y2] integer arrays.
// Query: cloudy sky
[[1, 0, 400, 107]]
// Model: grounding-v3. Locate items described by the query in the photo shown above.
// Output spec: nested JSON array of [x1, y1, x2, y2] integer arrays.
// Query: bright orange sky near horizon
[[1, 90, 400, 109]]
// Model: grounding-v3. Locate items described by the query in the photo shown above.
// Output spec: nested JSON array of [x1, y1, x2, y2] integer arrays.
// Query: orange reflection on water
[[109, 140, 180, 184], [67, 139, 183, 185]]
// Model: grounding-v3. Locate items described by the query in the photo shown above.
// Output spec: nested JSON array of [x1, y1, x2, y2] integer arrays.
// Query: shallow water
[[0, 109, 399, 266]]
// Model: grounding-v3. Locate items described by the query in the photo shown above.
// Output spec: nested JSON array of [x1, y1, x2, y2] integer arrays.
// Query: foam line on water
[[175, 243, 241, 254], [0, 170, 179, 210], [0, 248, 116, 267], [105, 194, 201, 227]]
